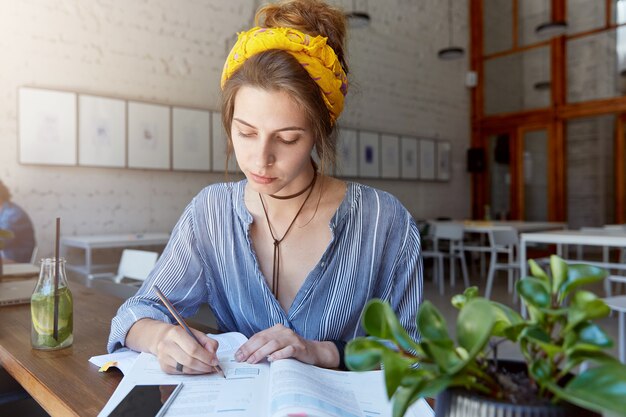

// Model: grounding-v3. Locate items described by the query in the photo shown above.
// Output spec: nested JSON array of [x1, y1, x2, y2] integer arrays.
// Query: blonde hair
[[221, 0, 348, 175]]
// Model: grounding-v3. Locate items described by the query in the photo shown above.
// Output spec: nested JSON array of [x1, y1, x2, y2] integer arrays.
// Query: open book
[[98, 332, 433, 417]]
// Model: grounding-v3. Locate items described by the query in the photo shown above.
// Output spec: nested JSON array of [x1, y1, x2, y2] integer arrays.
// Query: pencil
[[153, 285, 226, 378]]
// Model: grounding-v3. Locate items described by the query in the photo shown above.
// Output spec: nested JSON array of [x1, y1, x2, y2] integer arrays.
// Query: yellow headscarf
[[221, 26, 348, 124]]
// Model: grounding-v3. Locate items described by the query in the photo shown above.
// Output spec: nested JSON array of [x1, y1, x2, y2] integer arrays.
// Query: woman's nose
[[255, 139, 275, 168]]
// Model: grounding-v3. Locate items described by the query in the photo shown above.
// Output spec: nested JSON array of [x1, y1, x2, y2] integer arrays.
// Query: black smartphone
[[107, 383, 183, 417]]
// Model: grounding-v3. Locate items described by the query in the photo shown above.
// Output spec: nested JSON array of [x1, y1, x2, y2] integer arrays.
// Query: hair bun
[[255, 0, 348, 73]]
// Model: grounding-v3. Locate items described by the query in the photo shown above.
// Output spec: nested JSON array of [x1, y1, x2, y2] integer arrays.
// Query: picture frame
[[78, 95, 126, 168], [358, 131, 380, 178], [400, 136, 419, 180], [380, 134, 400, 179], [436, 141, 451, 181], [127, 101, 171, 170], [419, 138, 436, 180], [211, 112, 240, 173], [172, 107, 211, 171], [18, 87, 77, 166], [335, 127, 358, 177]]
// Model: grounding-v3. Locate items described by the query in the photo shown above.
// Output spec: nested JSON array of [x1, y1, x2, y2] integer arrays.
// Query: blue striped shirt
[[108, 181, 423, 353]]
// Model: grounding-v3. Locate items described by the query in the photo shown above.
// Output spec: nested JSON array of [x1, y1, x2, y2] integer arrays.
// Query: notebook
[[0, 279, 37, 306]]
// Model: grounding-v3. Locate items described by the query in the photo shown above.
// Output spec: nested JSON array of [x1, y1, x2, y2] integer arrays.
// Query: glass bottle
[[31, 257, 73, 350]]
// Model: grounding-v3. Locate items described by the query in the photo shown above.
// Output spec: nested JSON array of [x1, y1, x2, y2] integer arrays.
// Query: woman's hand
[[126, 318, 221, 375], [155, 325, 221, 375], [234, 324, 339, 368]]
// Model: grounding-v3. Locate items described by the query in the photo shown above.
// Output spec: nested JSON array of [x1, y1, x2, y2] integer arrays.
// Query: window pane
[[567, 27, 626, 103], [612, 0, 626, 25], [523, 130, 549, 221], [566, 115, 615, 229], [483, 0, 513, 55], [518, 0, 553, 46], [567, 0, 605, 35], [484, 47, 550, 115], [488, 134, 511, 220]]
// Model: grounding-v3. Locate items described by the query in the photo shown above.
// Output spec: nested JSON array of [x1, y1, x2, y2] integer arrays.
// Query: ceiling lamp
[[438, 0, 464, 60], [346, 0, 370, 28], [535, 20, 568, 37], [533, 80, 551, 91]]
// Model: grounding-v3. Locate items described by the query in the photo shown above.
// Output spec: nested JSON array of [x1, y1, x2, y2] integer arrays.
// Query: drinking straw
[[53, 217, 60, 341]]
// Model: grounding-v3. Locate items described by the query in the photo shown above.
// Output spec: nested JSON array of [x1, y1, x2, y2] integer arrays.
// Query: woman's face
[[231, 86, 316, 196]]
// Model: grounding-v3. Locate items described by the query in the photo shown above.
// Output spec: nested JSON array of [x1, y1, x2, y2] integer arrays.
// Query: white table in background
[[60, 233, 170, 277], [519, 229, 626, 316]]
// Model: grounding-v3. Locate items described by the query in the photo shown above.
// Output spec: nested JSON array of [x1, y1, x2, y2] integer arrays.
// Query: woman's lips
[[250, 173, 276, 185]]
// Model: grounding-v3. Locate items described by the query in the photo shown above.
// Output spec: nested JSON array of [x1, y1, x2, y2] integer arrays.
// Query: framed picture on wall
[[18, 87, 77, 166], [172, 107, 211, 171], [211, 111, 240, 173], [380, 134, 400, 179], [78, 94, 126, 168], [400, 136, 419, 180], [128, 101, 171, 170], [358, 131, 380, 178], [335, 127, 358, 177], [419, 138, 436, 180], [436, 141, 451, 181]]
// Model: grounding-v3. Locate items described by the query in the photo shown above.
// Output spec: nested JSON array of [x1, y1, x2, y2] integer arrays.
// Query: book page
[[267, 359, 434, 417], [98, 332, 272, 417], [268, 359, 364, 417]]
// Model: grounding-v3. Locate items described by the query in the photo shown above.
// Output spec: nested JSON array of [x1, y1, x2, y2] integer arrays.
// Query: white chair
[[87, 249, 158, 286], [29, 246, 38, 265], [603, 296, 626, 363], [430, 222, 470, 292], [484, 227, 520, 300], [418, 221, 445, 295]]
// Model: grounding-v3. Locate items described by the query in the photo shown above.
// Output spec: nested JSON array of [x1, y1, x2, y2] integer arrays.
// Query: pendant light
[[535, 1, 567, 37], [345, 0, 370, 28], [533, 48, 551, 91], [438, 0, 465, 60]]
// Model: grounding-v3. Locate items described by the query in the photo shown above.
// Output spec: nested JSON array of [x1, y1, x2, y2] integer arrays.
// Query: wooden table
[[0, 283, 123, 416]]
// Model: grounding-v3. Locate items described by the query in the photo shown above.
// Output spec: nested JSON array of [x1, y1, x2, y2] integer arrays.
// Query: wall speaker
[[467, 148, 485, 173]]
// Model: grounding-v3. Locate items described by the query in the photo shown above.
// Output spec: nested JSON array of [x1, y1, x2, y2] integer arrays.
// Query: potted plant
[[345, 255, 626, 417], [0, 228, 15, 275]]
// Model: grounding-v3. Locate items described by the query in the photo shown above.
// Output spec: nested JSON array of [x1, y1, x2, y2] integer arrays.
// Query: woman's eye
[[279, 136, 299, 145], [238, 131, 255, 138]]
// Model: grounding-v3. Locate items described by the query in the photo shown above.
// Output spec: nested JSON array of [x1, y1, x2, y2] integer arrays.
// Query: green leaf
[[490, 301, 524, 337], [549, 255, 568, 295], [528, 258, 550, 284], [566, 291, 610, 332], [362, 300, 420, 352], [345, 338, 389, 371], [529, 358, 551, 383], [558, 264, 608, 302], [575, 322, 613, 349], [417, 301, 453, 347], [521, 325, 562, 358], [564, 350, 621, 370], [457, 299, 496, 360], [392, 374, 454, 417], [381, 350, 415, 398], [517, 277, 551, 309], [554, 364, 626, 416], [422, 340, 463, 373], [450, 294, 466, 310]]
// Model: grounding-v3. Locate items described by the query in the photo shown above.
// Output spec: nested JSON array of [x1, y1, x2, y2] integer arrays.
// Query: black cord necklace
[[259, 170, 317, 298]]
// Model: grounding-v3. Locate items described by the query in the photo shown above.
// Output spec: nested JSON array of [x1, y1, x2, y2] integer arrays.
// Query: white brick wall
[[0, 0, 470, 256]]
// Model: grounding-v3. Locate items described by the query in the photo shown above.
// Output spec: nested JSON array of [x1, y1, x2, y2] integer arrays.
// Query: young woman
[[108, 0, 423, 374]]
